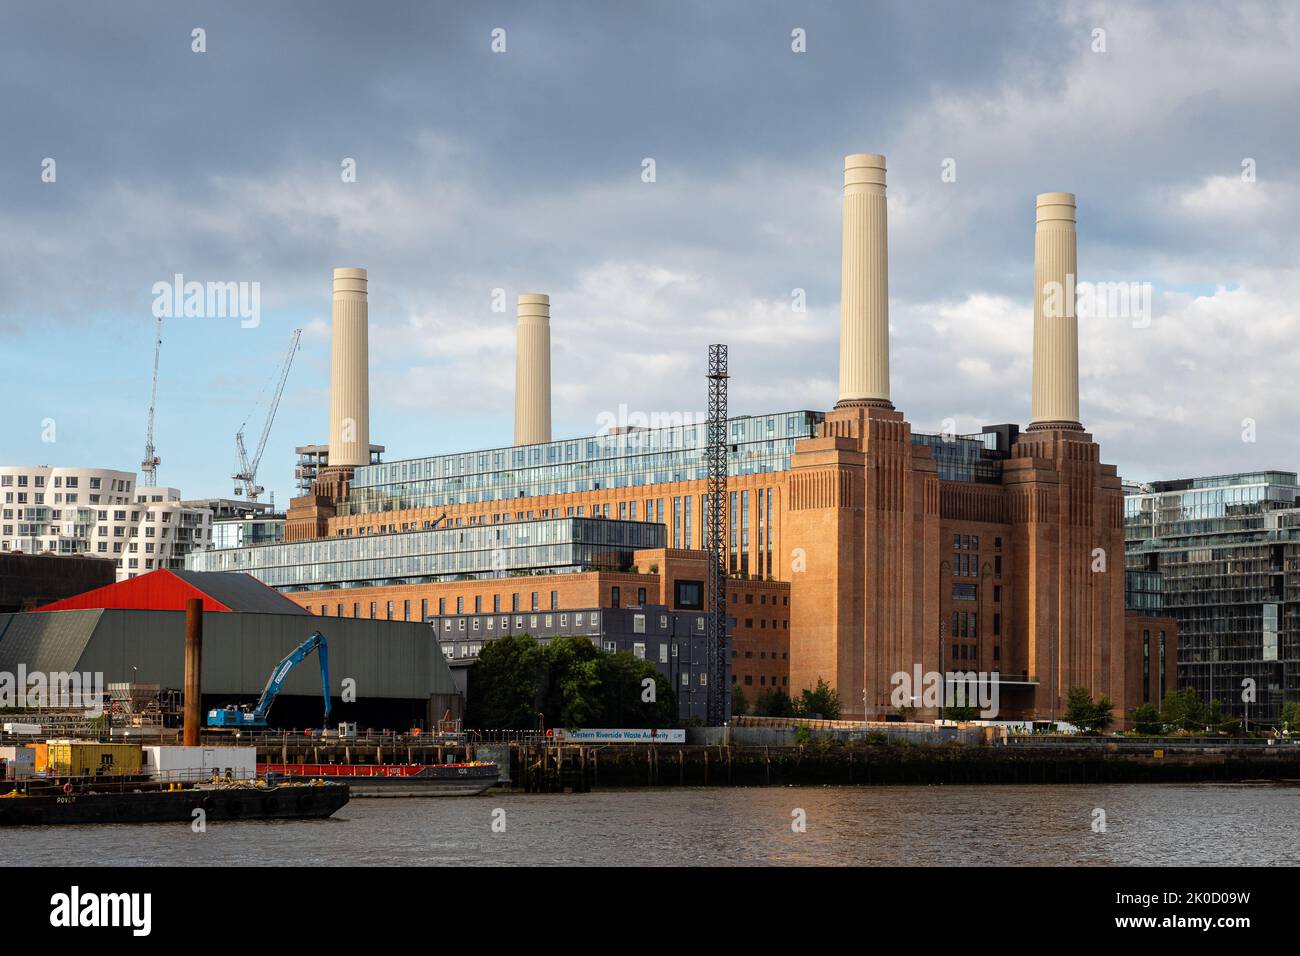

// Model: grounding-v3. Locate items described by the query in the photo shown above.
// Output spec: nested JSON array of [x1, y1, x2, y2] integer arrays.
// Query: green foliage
[[1281, 700, 1300, 734], [540, 636, 604, 728], [1128, 702, 1163, 735], [793, 724, 813, 747], [1160, 687, 1208, 732], [1064, 686, 1115, 734], [752, 687, 796, 718], [796, 677, 841, 720], [590, 642, 679, 729], [946, 704, 978, 721], [731, 681, 748, 717], [466, 633, 679, 730], [465, 633, 546, 729]]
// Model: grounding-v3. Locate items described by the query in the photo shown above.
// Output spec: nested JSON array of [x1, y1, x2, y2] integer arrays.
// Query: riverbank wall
[[157, 730, 1300, 792]]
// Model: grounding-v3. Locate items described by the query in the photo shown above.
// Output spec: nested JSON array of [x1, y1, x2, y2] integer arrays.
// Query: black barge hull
[[0, 784, 349, 826]]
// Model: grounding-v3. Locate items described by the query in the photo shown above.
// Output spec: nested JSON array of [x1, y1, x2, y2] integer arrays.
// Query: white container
[[0, 746, 36, 779], [141, 745, 256, 782], [2, 722, 41, 735]]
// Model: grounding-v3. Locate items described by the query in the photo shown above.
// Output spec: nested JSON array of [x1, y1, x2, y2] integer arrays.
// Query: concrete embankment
[[501, 740, 1300, 791]]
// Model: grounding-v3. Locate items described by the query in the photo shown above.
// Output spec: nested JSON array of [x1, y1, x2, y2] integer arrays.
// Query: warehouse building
[[4, 569, 461, 729]]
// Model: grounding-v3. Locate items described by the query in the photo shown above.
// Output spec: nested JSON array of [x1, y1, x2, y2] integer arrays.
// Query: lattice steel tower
[[706, 344, 729, 724]]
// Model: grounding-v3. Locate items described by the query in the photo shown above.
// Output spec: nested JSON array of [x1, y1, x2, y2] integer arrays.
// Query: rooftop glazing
[[186, 517, 666, 590], [337, 411, 1011, 516], [340, 411, 825, 516]]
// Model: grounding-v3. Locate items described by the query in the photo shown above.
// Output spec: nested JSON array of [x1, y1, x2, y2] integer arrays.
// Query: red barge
[[260, 761, 499, 797]]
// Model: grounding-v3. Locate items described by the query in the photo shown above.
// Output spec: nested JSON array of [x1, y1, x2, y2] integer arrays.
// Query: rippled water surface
[[4, 783, 1298, 866]]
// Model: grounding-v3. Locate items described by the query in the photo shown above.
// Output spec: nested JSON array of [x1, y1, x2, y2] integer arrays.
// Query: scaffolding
[[705, 344, 729, 725]]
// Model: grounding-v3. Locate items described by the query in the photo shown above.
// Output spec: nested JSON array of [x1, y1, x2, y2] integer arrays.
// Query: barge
[[0, 780, 349, 826], [261, 761, 499, 797]]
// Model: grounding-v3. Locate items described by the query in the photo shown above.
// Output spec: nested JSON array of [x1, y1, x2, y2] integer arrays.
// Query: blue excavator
[[207, 631, 331, 729]]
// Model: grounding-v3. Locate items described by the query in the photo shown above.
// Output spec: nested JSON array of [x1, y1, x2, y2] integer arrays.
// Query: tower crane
[[233, 328, 302, 502], [140, 315, 163, 486]]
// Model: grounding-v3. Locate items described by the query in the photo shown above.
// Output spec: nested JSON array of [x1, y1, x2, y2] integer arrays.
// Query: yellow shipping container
[[45, 741, 142, 777]]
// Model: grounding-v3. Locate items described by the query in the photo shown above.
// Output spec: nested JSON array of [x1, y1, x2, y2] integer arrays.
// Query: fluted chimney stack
[[514, 293, 552, 445], [328, 267, 371, 467], [1029, 193, 1082, 430], [836, 153, 892, 408]]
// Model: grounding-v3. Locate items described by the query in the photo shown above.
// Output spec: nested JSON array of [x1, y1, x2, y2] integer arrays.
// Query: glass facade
[[1123, 569, 1165, 614], [211, 516, 285, 550], [186, 517, 665, 591], [910, 431, 1004, 483], [339, 411, 824, 516], [1125, 471, 1300, 724]]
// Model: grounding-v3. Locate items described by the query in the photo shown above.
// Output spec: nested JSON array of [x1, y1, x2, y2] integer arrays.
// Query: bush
[[1064, 686, 1115, 734], [1128, 703, 1163, 735]]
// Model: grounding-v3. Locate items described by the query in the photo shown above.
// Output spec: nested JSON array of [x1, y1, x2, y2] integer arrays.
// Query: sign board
[[549, 728, 685, 744]]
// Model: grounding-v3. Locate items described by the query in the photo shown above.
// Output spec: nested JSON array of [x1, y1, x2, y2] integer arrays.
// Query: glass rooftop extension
[[186, 517, 666, 590], [339, 411, 825, 516], [1124, 472, 1300, 536], [910, 431, 1004, 484]]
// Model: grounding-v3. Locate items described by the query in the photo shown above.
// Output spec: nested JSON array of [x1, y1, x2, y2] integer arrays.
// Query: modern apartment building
[[1125, 471, 1300, 724], [0, 466, 212, 581]]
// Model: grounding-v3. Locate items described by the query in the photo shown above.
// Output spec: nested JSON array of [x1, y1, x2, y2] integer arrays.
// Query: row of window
[[740, 674, 789, 687], [0, 473, 119, 490]]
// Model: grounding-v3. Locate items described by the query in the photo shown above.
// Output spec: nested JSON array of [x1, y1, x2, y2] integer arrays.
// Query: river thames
[[4, 783, 1297, 866]]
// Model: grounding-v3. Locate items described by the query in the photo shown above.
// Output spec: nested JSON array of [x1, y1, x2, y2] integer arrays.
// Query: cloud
[[1, 0, 1299, 501]]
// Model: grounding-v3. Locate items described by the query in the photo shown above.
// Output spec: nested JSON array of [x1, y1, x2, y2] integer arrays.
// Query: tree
[[466, 633, 679, 730], [540, 636, 604, 728], [752, 687, 796, 718], [1281, 700, 1300, 735], [466, 633, 546, 729], [731, 681, 748, 717], [1128, 703, 1162, 735], [796, 678, 840, 720], [593, 648, 678, 728], [1160, 687, 1206, 732], [1064, 686, 1114, 734], [946, 704, 978, 722]]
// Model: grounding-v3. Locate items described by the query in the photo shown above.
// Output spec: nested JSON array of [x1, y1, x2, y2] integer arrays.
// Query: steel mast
[[705, 344, 729, 725]]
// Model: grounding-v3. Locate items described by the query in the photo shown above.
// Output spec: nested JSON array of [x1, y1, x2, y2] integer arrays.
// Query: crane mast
[[233, 328, 302, 502], [140, 315, 163, 486]]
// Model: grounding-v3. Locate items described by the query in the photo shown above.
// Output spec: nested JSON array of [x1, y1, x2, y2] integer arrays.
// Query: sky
[[2, 0, 1298, 503]]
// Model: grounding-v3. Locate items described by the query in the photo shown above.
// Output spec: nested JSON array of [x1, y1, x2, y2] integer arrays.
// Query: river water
[[4, 783, 1298, 866]]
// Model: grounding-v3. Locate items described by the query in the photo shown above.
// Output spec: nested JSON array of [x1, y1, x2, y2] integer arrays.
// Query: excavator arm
[[251, 630, 331, 725]]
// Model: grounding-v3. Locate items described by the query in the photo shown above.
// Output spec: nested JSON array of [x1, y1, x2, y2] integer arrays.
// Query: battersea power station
[[189, 153, 1174, 726]]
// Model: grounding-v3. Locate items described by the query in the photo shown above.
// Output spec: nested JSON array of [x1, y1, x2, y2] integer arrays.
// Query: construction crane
[[140, 315, 163, 486], [233, 328, 302, 501], [206, 630, 331, 729]]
